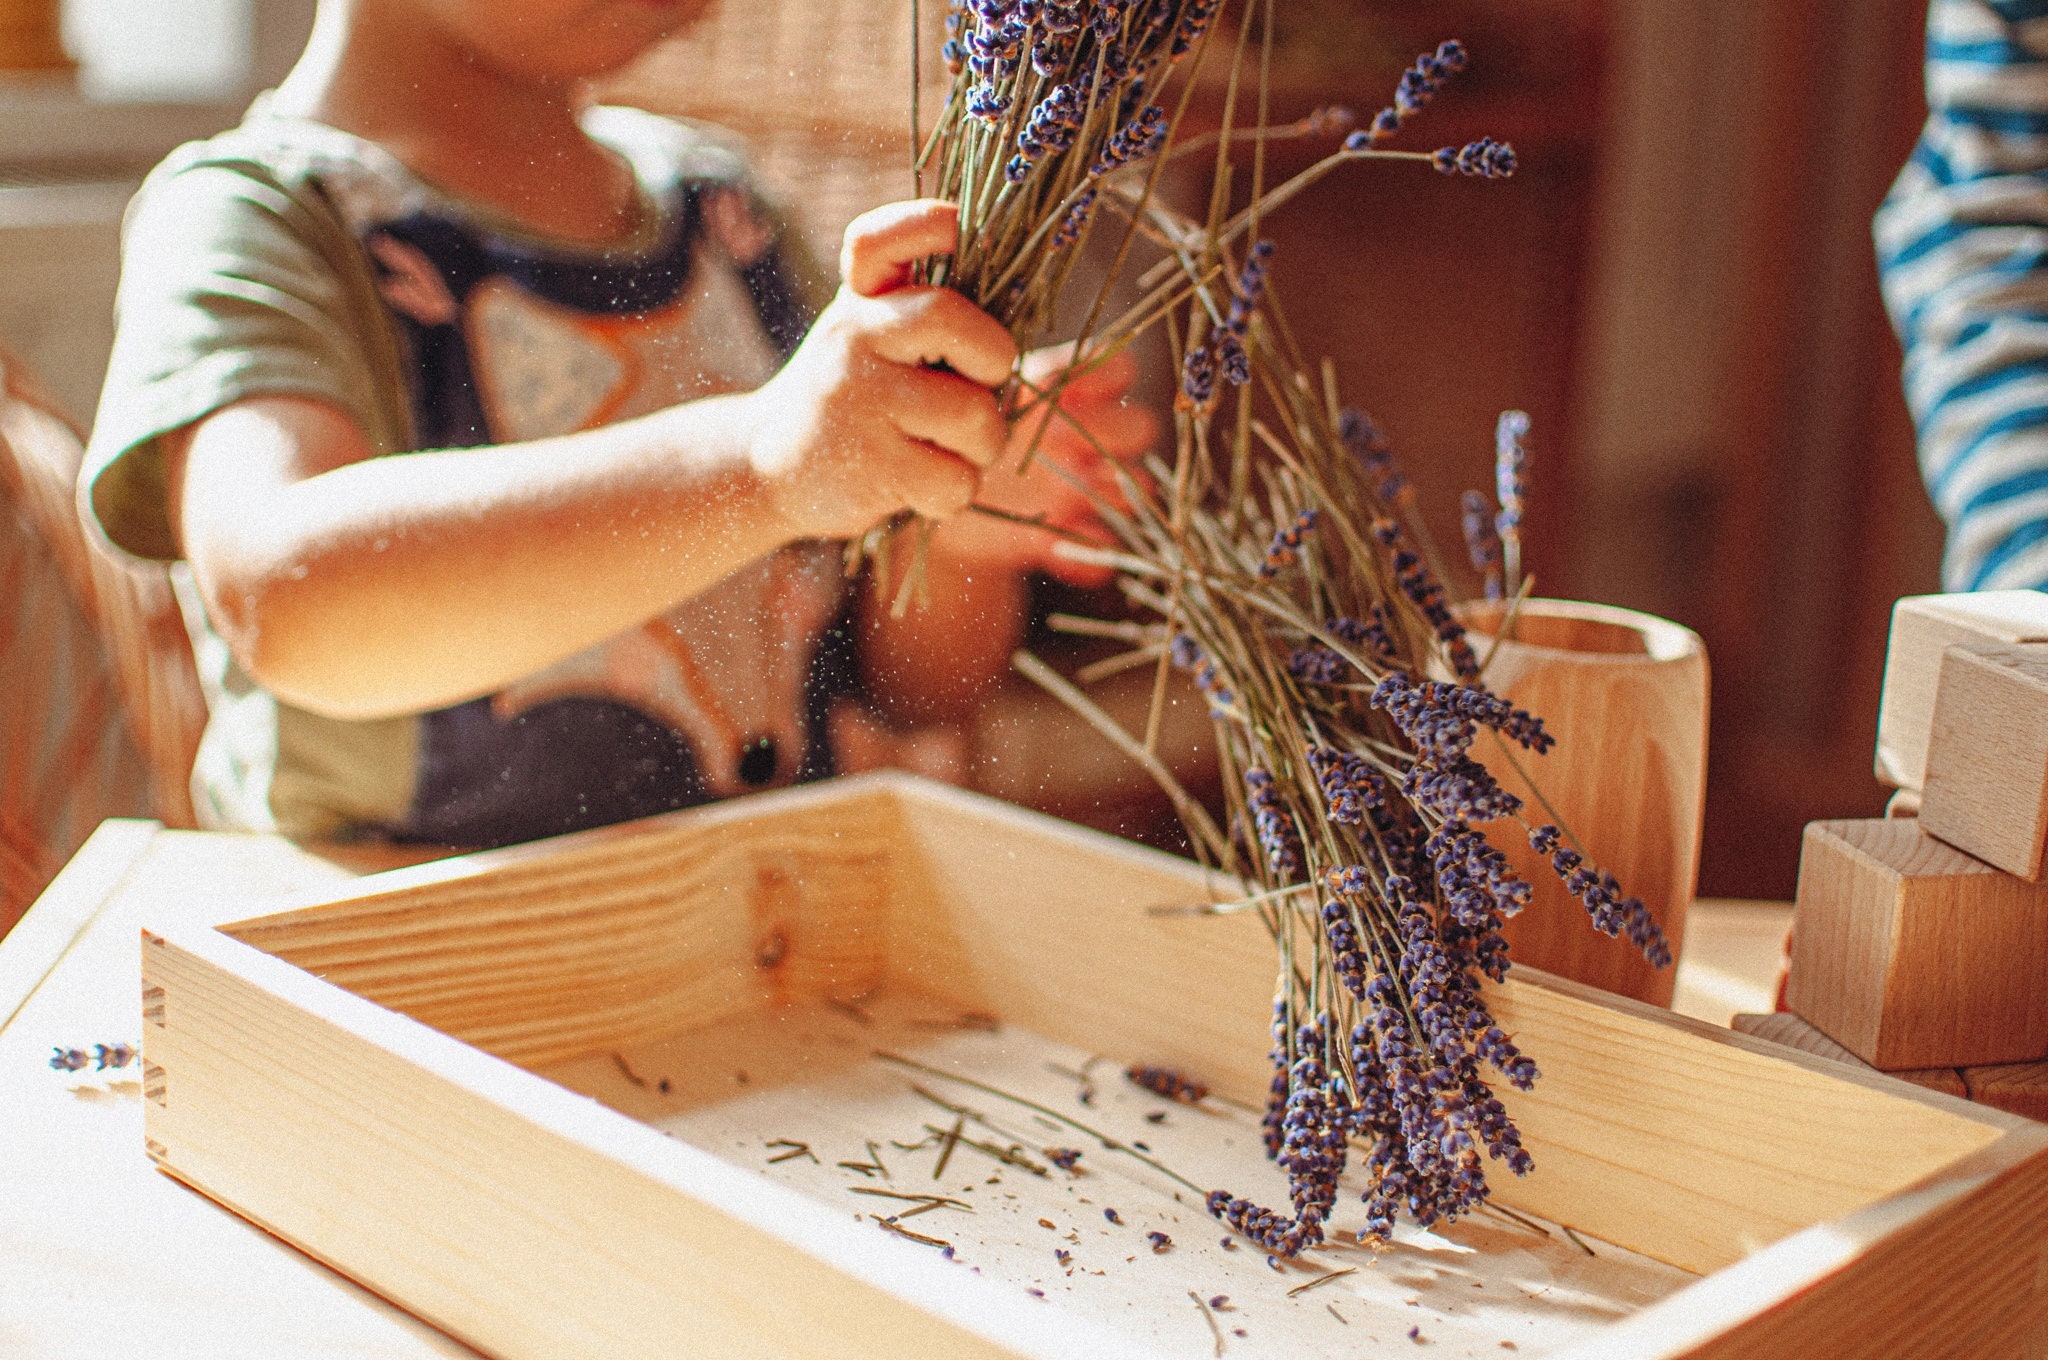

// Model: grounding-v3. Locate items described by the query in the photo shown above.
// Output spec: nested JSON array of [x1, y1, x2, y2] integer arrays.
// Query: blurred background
[[0, 0, 1935, 899]]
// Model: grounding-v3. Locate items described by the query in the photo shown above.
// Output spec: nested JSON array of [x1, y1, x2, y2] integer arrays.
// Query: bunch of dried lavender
[[911, 0, 1670, 1257], [915, 0, 1489, 352]]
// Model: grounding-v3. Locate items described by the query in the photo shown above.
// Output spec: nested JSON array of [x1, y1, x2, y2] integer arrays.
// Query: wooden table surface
[[0, 819, 1791, 1358]]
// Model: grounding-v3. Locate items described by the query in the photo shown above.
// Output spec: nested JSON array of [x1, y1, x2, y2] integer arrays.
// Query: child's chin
[[478, 0, 712, 80]]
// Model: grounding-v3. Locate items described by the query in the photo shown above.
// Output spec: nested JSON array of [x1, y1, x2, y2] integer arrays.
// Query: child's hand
[[930, 342, 1159, 586], [742, 200, 1018, 539]]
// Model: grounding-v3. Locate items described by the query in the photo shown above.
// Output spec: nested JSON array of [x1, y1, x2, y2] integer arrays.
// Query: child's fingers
[[887, 366, 1008, 470], [841, 200, 961, 297], [859, 287, 1018, 389], [1039, 397, 1158, 463], [889, 439, 982, 520], [1018, 342, 1139, 404]]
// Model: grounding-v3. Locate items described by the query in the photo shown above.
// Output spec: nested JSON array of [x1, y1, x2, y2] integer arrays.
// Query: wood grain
[[0, 0, 70, 71], [0, 824, 487, 1359], [1786, 819, 2048, 1069], [880, 784, 2007, 1275], [1875, 591, 2048, 792], [0, 816, 156, 1031], [543, 995, 1700, 1360], [1728, 1010, 1967, 1098], [143, 928, 1056, 1360], [1461, 599, 1709, 1006], [1964, 1060, 2048, 1124], [1551, 1118, 2048, 1360], [221, 782, 898, 1069], [1481, 971, 2004, 1277], [1920, 645, 2048, 881], [139, 775, 2048, 1359]]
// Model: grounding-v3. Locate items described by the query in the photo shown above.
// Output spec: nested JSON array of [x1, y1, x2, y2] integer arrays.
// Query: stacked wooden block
[[1769, 592, 2048, 1122]]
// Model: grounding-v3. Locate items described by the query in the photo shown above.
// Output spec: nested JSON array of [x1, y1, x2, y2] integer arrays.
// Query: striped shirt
[[1877, 0, 2048, 590]]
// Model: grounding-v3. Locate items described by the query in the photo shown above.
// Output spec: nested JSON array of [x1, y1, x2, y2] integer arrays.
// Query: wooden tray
[[140, 773, 2048, 1359]]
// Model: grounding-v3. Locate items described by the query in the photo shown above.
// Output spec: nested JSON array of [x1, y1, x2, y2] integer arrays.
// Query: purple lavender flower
[[1210, 1016, 1351, 1255], [1245, 769, 1303, 880], [1305, 745, 1372, 823], [1360, 41, 1469, 148], [1404, 755, 1522, 822], [1181, 342, 1217, 408], [1031, 27, 1078, 77], [1433, 137, 1517, 179], [1225, 241, 1276, 335], [1325, 865, 1372, 896], [1167, 633, 1235, 716], [1092, 104, 1168, 176], [1217, 332, 1251, 386], [1369, 672, 1553, 757], [1040, 1, 1083, 34], [1371, 518, 1480, 681], [1474, 1027, 1538, 1090], [1320, 898, 1372, 999], [1009, 82, 1086, 181], [1461, 490, 1503, 601], [1051, 189, 1096, 249], [1257, 507, 1318, 578], [1328, 607, 1398, 661], [1339, 408, 1408, 507], [1527, 824, 1673, 967], [968, 85, 1012, 123], [1288, 644, 1348, 685], [1127, 1064, 1209, 1103], [1171, 0, 1220, 56], [1494, 410, 1529, 539], [1426, 821, 1532, 925]]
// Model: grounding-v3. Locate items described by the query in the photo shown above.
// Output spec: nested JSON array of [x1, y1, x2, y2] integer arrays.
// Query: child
[[82, 0, 1154, 847]]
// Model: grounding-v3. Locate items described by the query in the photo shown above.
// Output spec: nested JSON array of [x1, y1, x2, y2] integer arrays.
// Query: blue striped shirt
[[1878, 0, 2048, 589]]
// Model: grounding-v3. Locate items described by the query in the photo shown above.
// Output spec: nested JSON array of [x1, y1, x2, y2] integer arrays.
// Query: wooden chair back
[[0, 347, 204, 847]]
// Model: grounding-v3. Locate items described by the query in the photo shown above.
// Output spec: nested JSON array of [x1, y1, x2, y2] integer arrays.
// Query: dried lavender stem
[[880, 1051, 1207, 1195], [1075, 643, 1169, 686], [1045, 613, 1163, 643], [1011, 648, 1229, 864], [1191, 1291, 1226, 1358]]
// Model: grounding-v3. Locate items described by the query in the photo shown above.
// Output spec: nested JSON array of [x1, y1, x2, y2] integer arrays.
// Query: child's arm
[[858, 345, 1158, 725], [166, 201, 1013, 722]]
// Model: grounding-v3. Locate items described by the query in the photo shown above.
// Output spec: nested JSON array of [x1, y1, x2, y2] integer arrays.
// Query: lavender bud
[[1181, 343, 1216, 407], [1495, 409, 1530, 538], [1363, 41, 1469, 146], [1461, 490, 1503, 601], [1434, 137, 1518, 179]]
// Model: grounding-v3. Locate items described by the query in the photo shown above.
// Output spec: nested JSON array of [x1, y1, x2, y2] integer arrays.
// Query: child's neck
[[271, 4, 638, 245]]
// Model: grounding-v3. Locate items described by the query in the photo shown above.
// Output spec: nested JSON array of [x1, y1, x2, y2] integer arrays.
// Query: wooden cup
[[0, 0, 70, 72], [1460, 599, 1709, 1006]]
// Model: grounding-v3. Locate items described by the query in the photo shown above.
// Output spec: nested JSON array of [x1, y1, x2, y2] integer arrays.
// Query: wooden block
[[1920, 645, 2048, 880], [1784, 819, 2048, 1069], [1730, 1012, 1969, 1097], [1964, 1060, 2048, 1123], [1875, 590, 2048, 791]]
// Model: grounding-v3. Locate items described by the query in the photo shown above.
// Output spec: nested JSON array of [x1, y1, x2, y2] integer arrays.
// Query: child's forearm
[[169, 200, 1017, 724], [171, 392, 795, 720]]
